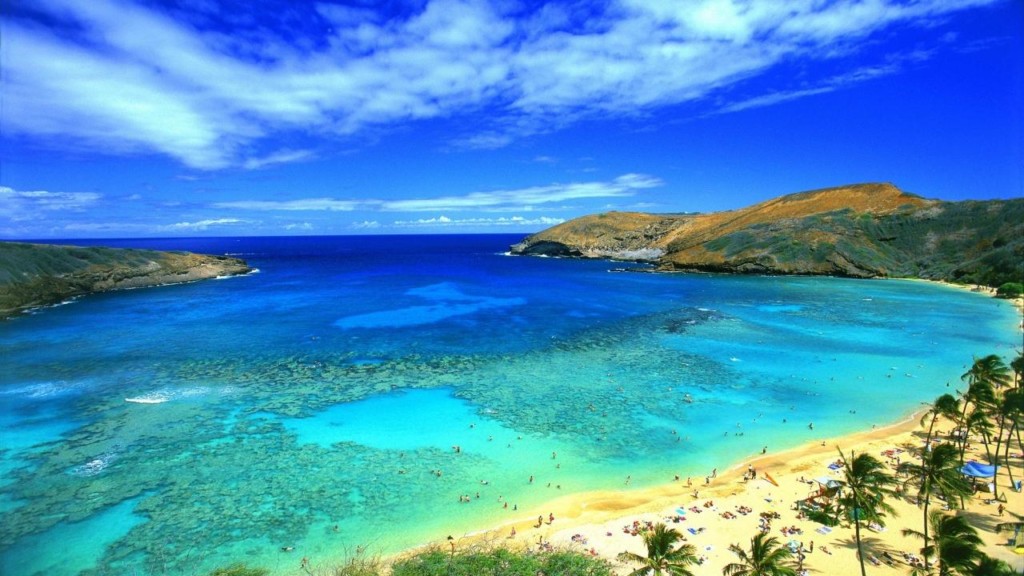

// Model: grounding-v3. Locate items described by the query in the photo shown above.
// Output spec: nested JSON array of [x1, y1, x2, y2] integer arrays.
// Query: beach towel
[[816, 526, 832, 535]]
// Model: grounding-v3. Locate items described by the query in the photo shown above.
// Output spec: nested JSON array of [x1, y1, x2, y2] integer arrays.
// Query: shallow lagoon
[[1, 235, 1019, 575]]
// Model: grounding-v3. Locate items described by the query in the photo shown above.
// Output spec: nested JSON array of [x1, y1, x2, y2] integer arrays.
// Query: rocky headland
[[511, 183, 1023, 286], [0, 242, 252, 319]]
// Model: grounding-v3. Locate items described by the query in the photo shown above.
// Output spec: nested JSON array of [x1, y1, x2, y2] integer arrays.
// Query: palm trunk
[[921, 484, 931, 572], [956, 401, 971, 455], [854, 517, 867, 576], [956, 410, 974, 510], [1007, 423, 1022, 492], [992, 411, 1006, 501], [980, 425, 993, 463], [924, 413, 938, 449], [1003, 426, 1014, 490]]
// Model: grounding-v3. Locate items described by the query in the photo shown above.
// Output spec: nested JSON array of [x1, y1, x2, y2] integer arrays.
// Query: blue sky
[[1, 0, 1021, 238]]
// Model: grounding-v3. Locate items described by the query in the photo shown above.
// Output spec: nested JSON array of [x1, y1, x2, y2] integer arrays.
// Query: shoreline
[[389, 405, 1022, 574], [382, 289, 1024, 574], [395, 408, 922, 551]]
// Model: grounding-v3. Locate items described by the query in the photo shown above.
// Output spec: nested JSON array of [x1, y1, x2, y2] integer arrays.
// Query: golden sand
[[396, 290, 1023, 574], [422, 412, 1023, 575]]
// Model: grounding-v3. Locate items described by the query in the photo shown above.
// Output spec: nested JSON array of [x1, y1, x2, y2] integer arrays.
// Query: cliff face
[[511, 183, 1024, 285], [0, 242, 252, 319]]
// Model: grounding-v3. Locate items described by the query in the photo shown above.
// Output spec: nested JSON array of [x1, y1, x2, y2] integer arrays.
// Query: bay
[[1, 234, 1018, 575]]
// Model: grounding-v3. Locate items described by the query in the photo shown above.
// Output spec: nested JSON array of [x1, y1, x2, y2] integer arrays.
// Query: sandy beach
[[422, 410, 1024, 575], [402, 290, 1024, 575]]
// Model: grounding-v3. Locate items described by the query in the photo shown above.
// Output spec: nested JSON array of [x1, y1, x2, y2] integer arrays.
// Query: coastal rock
[[511, 182, 1024, 285], [0, 242, 253, 319]]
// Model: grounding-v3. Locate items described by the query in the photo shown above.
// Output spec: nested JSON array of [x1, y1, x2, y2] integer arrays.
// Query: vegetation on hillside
[[0, 241, 250, 318], [512, 183, 1024, 286]]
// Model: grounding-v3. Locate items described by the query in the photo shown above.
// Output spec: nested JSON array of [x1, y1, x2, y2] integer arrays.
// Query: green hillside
[[0, 242, 252, 318], [511, 183, 1023, 286]]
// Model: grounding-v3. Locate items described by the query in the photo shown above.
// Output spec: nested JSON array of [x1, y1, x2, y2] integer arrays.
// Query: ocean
[[0, 234, 1019, 575]]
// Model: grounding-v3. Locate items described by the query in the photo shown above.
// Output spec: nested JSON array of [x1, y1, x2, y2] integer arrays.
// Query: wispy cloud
[[0, 186, 101, 221], [208, 174, 662, 214], [381, 174, 663, 211], [161, 218, 248, 231], [392, 215, 565, 228], [716, 50, 936, 115], [243, 149, 316, 170], [4, 0, 997, 168], [350, 220, 381, 230], [213, 198, 362, 211]]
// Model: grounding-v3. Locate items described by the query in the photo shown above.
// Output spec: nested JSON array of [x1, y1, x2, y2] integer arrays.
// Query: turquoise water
[[0, 235, 1019, 575]]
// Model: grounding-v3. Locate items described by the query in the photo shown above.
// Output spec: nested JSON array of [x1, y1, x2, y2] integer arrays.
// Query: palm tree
[[617, 522, 699, 576], [902, 510, 983, 576], [992, 388, 1024, 499], [973, 555, 1018, 576], [1010, 354, 1023, 389], [956, 363, 997, 465], [964, 408, 997, 463], [721, 532, 797, 576], [962, 354, 1012, 391], [836, 449, 897, 576], [920, 394, 960, 449], [898, 443, 973, 571]]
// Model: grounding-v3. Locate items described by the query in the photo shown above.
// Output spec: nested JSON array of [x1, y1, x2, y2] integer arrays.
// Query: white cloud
[[206, 173, 662, 214], [392, 215, 565, 228], [350, 220, 381, 229], [715, 50, 928, 114], [284, 222, 314, 230], [161, 218, 247, 231], [243, 149, 316, 170], [0, 186, 101, 221], [213, 198, 363, 211], [3, 0, 997, 168], [382, 173, 663, 212]]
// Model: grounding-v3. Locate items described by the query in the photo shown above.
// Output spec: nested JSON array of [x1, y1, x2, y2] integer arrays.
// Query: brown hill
[[0, 242, 252, 319], [511, 183, 1022, 284]]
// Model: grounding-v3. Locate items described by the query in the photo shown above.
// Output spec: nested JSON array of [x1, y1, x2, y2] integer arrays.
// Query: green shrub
[[996, 282, 1023, 298], [391, 547, 613, 576]]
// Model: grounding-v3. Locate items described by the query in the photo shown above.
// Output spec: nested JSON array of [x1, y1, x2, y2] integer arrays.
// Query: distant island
[[0, 242, 252, 319], [511, 182, 1023, 287]]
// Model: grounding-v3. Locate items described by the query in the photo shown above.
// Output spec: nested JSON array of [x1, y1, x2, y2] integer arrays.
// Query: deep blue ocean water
[[1, 234, 1020, 575]]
